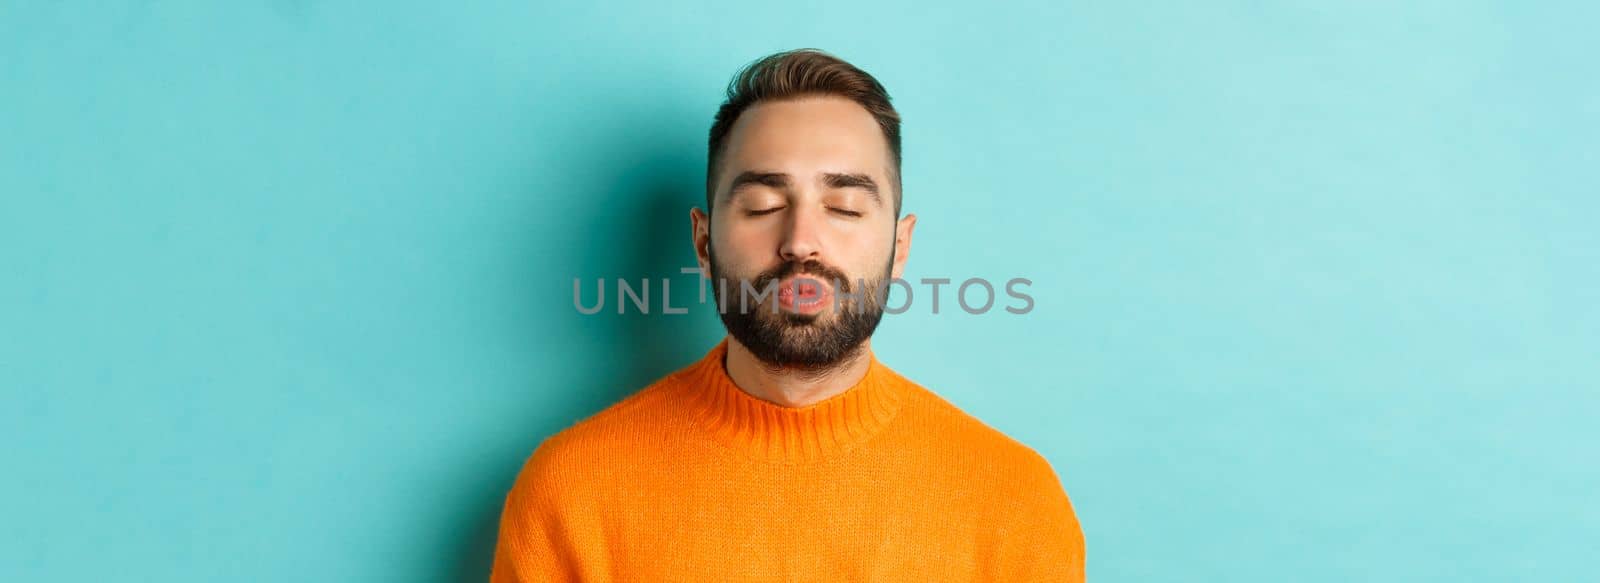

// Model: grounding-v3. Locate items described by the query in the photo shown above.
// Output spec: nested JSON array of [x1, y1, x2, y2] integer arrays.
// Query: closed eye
[[829, 207, 863, 217], [745, 207, 784, 217]]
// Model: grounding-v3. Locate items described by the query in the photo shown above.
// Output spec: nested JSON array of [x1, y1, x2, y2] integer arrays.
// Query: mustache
[[751, 260, 853, 293]]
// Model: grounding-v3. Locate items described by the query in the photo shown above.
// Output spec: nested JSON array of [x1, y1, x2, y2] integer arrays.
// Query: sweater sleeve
[[488, 451, 582, 583], [992, 453, 1087, 582]]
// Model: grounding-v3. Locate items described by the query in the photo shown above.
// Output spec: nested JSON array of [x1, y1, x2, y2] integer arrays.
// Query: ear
[[691, 206, 712, 279], [890, 212, 916, 280]]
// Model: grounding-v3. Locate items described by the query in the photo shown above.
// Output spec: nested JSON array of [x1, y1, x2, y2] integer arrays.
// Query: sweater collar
[[681, 337, 908, 463]]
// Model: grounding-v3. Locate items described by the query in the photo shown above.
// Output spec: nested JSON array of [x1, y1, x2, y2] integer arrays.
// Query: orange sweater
[[490, 338, 1085, 581]]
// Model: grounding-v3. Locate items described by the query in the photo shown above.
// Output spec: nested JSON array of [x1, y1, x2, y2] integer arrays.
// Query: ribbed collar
[[679, 337, 908, 463]]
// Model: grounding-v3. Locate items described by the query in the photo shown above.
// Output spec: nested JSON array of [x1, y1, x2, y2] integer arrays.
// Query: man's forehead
[[721, 97, 892, 184], [736, 95, 880, 127], [727, 98, 887, 155]]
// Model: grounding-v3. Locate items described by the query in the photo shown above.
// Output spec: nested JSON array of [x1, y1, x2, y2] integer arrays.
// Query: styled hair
[[705, 48, 902, 217]]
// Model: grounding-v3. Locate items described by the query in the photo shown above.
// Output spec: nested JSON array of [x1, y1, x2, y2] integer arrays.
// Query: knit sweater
[[489, 338, 1085, 581]]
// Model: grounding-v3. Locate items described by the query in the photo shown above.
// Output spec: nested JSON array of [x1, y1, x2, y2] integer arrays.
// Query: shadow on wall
[[447, 98, 715, 581]]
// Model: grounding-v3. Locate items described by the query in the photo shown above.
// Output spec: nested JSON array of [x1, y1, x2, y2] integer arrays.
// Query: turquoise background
[[3, 2, 1596, 581]]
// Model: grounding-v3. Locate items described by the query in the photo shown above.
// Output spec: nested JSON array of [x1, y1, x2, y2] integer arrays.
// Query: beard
[[707, 245, 893, 371]]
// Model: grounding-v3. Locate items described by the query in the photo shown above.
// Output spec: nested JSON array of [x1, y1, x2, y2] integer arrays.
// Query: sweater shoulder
[[890, 369, 1066, 483], [509, 370, 688, 493]]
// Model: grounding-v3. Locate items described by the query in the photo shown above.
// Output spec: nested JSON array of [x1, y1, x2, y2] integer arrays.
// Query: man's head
[[704, 49, 904, 217], [691, 48, 917, 372]]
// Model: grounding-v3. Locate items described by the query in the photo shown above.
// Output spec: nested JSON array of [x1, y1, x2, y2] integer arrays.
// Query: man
[[491, 48, 1084, 581]]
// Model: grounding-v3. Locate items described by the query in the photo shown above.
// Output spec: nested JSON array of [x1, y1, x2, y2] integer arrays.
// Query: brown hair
[[706, 48, 902, 217]]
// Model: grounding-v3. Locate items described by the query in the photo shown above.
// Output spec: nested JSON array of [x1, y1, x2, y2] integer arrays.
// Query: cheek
[[840, 234, 898, 278], [832, 225, 883, 248], [713, 223, 775, 267]]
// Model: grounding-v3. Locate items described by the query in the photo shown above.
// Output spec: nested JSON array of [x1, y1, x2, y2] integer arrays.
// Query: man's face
[[692, 95, 917, 369]]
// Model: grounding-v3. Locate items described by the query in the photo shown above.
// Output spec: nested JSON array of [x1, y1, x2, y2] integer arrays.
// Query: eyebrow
[[724, 171, 883, 207]]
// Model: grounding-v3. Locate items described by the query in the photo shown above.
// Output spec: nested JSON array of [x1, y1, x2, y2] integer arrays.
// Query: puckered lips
[[775, 275, 832, 315]]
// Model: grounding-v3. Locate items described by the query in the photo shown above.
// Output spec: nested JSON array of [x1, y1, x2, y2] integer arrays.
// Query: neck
[[723, 336, 874, 407]]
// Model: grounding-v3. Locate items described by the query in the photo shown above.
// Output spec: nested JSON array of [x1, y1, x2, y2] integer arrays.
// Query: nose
[[778, 205, 823, 263]]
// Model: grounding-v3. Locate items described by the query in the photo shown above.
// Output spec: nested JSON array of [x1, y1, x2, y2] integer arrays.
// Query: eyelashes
[[742, 206, 863, 218]]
